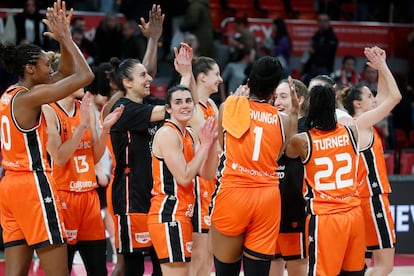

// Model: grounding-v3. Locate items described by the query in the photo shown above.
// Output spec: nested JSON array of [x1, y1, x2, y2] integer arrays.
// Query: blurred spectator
[[331, 55, 360, 89], [71, 16, 87, 31], [72, 27, 97, 65], [229, 16, 257, 61], [183, 32, 200, 58], [94, 12, 123, 64], [270, 18, 291, 78], [121, 20, 147, 61], [359, 63, 378, 94], [301, 12, 338, 85], [180, 0, 215, 59], [220, 47, 255, 102], [13, 0, 52, 49]]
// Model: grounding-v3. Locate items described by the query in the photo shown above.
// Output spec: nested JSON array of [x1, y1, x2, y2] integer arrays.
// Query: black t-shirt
[[110, 96, 164, 214]]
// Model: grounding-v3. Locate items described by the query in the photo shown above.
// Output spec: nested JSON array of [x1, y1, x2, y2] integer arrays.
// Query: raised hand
[[288, 76, 299, 116], [102, 104, 124, 132], [364, 46, 387, 71], [232, 84, 250, 97], [79, 91, 92, 130], [198, 117, 219, 148], [140, 4, 164, 41], [174, 42, 193, 77], [43, 0, 72, 42]]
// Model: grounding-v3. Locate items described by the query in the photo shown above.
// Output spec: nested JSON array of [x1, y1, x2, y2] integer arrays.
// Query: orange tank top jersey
[[303, 124, 360, 215], [198, 99, 216, 119], [194, 99, 217, 231], [0, 85, 66, 246], [49, 101, 98, 192], [357, 127, 391, 197], [0, 86, 51, 172], [148, 120, 196, 224], [218, 100, 284, 187]]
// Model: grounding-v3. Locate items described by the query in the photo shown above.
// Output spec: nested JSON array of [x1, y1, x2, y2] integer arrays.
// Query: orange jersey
[[148, 121, 196, 224], [193, 99, 218, 232], [218, 100, 284, 187], [303, 125, 360, 215], [0, 86, 51, 172], [357, 128, 391, 197], [198, 99, 216, 119], [0, 85, 66, 247], [49, 101, 98, 192]]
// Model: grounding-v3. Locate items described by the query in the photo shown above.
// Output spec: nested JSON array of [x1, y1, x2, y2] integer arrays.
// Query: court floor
[[3, 253, 411, 275]]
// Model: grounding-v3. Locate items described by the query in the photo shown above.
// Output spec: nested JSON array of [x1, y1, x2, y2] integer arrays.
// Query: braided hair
[[0, 43, 42, 78], [305, 85, 337, 131]]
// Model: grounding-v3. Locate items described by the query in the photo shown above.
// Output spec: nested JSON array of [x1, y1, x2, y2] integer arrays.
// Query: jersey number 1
[[252, 126, 263, 161]]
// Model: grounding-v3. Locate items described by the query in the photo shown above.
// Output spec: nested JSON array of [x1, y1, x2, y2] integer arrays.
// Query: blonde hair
[[46, 51, 61, 71]]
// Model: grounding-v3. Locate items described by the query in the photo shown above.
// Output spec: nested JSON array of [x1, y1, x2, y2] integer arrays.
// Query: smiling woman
[[0, 1, 94, 275], [148, 85, 219, 276]]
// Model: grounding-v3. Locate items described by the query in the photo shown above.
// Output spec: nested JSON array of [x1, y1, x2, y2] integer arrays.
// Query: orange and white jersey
[[0, 85, 51, 172], [218, 100, 284, 188], [357, 127, 391, 197], [148, 120, 196, 224], [49, 101, 98, 192], [303, 124, 360, 215]]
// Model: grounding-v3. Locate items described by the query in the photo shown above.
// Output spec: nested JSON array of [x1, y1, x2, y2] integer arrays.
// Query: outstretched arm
[[12, 1, 93, 130], [16, 1, 93, 114], [356, 46, 401, 131], [174, 42, 198, 103], [139, 4, 164, 78]]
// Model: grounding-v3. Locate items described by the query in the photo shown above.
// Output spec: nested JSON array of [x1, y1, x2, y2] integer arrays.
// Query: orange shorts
[[361, 194, 395, 250], [192, 177, 215, 233], [115, 213, 152, 254], [148, 220, 192, 264], [0, 171, 66, 248], [307, 206, 365, 275], [210, 185, 280, 259], [58, 189, 105, 245], [274, 232, 307, 260]]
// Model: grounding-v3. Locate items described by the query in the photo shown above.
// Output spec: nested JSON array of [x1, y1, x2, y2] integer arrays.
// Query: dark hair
[[192, 56, 217, 80], [339, 85, 364, 116], [272, 18, 291, 46], [310, 74, 335, 86], [71, 16, 85, 26], [0, 43, 42, 78], [165, 85, 192, 119], [247, 56, 282, 101], [305, 85, 337, 131], [87, 62, 114, 97], [111, 57, 141, 93], [342, 55, 356, 65]]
